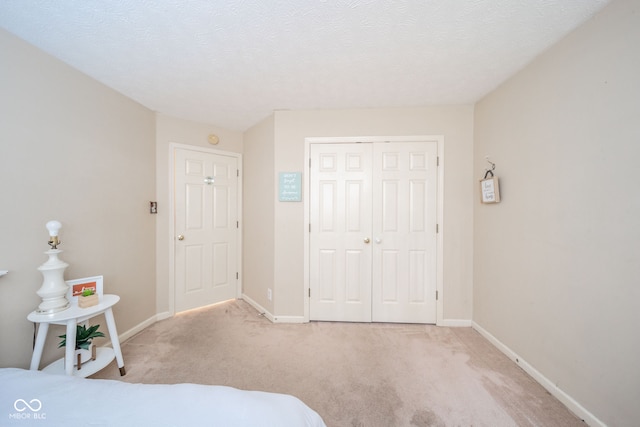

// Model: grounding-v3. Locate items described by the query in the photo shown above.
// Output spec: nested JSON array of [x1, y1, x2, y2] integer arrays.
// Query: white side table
[[28, 294, 126, 377]]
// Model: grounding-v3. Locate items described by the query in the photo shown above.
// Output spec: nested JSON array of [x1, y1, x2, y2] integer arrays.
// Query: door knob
[[375, 238, 382, 244], [364, 237, 370, 244], [177, 235, 184, 241]]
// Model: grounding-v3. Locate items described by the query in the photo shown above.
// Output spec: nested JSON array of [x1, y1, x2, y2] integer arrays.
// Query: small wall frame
[[278, 172, 302, 202], [480, 176, 501, 204]]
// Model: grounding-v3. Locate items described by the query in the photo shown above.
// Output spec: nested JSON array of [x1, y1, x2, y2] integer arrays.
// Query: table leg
[[104, 308, 126, 375], [30, 323, 49, 370], [64, 320, 77, 375]]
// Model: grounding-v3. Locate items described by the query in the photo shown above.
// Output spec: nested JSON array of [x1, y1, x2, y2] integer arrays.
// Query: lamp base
[[36, 301, 70, 315], [36, 249, 70, 314]]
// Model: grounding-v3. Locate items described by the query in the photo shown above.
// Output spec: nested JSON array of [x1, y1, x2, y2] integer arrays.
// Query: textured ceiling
[[0, 0, 609, 131]]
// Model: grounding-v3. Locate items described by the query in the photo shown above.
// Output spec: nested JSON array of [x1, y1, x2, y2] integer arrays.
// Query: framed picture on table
[[65, 275, 104, 304]]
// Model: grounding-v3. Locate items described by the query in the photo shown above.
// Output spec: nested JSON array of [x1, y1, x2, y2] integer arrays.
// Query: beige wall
[[473, 0, 640, 425], [0, 29, 156, 368], [270, 107, 474, 320], [5, 4, 631, 421], [154, 114, 243, 314], [242, 115, 276, 312]]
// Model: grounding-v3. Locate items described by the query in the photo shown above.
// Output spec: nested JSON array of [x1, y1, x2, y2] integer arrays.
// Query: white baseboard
[[471, 321, 604, 427], [271, 315, 305, 323], [438, 318, 472, 327], [240, 295, 305, 323], [241, 294, 275, 322], [108, 313, 168, 347], [155, 311, 172, 322], [100, 312, 164, 353]]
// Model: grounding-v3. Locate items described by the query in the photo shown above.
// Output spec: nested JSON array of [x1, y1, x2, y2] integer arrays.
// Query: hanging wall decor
[[480, 158, 500, 204]]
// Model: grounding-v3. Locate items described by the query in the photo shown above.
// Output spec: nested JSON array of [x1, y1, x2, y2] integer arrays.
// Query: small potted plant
[[58, 324, 105, 369], [78, 288, 99, 308]]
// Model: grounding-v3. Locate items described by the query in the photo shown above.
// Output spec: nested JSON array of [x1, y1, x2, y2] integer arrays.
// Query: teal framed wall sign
[[279, 172, 302, 202]]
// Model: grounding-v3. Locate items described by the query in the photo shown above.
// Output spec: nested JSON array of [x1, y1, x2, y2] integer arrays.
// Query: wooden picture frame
[[480, 176, 501, 204], [66, 275, 104, 305]]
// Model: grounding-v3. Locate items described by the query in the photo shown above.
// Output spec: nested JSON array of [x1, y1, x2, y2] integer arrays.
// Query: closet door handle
[[364, 237, 370, 244], [177, 235, 185, 241], [375, 238, 382, 244]]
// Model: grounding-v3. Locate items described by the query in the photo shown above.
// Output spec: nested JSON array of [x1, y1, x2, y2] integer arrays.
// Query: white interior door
[[174, 147, 239, 313], [309, 141, 438, 323], [309, 143, 373, 322], [372, 142, 437, 323]]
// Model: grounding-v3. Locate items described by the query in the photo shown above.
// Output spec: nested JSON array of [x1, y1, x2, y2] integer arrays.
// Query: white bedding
[[0, 368, 326, 427]]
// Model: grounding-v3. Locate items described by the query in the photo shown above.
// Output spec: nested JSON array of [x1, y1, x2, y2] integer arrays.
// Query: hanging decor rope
[[484, 158, 496, 179]]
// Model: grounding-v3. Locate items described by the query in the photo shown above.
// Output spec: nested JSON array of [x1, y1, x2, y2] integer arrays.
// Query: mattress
[[0, 368, 326, 427]]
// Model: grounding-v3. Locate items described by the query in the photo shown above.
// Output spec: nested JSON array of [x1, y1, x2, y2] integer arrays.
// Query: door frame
[[303, 136, 444, 324], [168, 143, 243, 316]]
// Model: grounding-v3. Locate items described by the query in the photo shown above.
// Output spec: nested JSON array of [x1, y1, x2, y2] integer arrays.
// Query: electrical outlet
[[267, 288, 272, 301]]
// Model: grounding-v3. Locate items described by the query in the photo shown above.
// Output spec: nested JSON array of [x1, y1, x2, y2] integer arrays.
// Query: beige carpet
[[93, 299, 584, 427]]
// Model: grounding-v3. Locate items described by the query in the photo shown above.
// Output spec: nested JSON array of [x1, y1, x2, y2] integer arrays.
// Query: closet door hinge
[[436, 224, 439, 233], [436, 290, 439, 300], [308, 288, 311, 298], [237, 220, 239, 228], [437, 156, 440, 167], [236, 272, 239, 280], [237, 169, 240, 177]]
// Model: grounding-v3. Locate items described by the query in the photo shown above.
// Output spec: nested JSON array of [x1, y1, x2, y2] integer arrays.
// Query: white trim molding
[[439, 319, 472, 327], [241, 294, 275, 323], [472, 321, 605, 427], [106, 313, 166, 348], [242, 295, 305, 324], [271, 315, 305, 324]]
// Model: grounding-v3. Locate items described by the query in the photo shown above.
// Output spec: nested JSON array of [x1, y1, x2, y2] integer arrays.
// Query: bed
[[0, 368, 326, 427]]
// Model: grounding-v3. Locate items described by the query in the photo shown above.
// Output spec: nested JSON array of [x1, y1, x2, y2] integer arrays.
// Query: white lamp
[[35, 220, 70, 314]]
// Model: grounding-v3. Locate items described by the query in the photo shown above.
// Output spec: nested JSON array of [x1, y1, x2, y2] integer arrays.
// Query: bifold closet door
[[309, 141, 437, 323], [309, 143, 373, 322], [371, 142, 437, 323]]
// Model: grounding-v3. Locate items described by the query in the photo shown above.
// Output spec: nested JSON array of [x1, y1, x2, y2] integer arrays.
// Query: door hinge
[[309, 288, 311, 298], [237, 169, 240, 177], [237, 220, 239, 228], [437, 156, 440, 167], [436, 224, 439, 233], [236, 272, 239, 280], [309, 158, 311, 167], [436, 290, 439, 300], [309, 223, 311, 232]]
